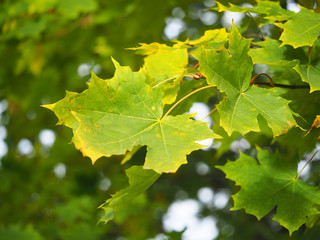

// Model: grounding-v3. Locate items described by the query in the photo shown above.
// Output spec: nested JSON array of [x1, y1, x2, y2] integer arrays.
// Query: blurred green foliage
[[1, 0, 320, 239]]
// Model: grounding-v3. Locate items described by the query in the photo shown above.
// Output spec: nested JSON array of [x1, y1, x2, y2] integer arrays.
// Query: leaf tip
[[41, 103, 55, 110], [111, 57, 121, 68]]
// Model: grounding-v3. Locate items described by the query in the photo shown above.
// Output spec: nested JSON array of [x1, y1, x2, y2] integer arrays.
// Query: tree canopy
[[1, 0, 320, 239]]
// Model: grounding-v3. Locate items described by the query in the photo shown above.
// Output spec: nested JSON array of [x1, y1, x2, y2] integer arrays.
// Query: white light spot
[[93, 64, 102, 74], [254, 64, 269, 74], [182, 216, 218, 240], [147, 233, 169, 240], [39, 129, 56, 147], [197, 187, 214, 204], [203, 0, 216, 8], [77, 63, 91, 77], [196, 138, 213, 150], [196, 162, 210, 175], [297, 160, 311, 178], [172, 7, 185, 19], [99, 177, 111, 191], [214, 190, 230, 209], [0, 140, 8, 158], [163, 199, 201, 232], [164, 18, 186, 40], [189, 102, 214, 150], [221, 12, 244, 28], [240, 3, 257, 17], [240, 138, 250, 150], [189, 102, 213, 127], [230, 138, 250, 153], [199, 11, 218, 25], [54, 163, 66, 179], [0, 126, 7, 139], [287, 0, 300, 12], [0, 99, 8, 114], [17, 138, 34, 156]]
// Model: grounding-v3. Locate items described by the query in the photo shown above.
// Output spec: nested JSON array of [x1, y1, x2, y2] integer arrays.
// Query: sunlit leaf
[[275, 7, 320, 48], [45, 60, 214, 173], [218, 148, 320, 235], [194, 24, 296, 136]]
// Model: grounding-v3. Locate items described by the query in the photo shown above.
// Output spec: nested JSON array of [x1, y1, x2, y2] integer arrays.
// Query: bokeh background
[[1, 0, 320, 239]]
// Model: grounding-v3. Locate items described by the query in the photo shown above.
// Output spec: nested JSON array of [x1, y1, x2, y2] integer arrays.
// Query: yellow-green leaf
[[275, 7, 320, 48], [45, 60, 213, 173], [294, 63, 320, 92]]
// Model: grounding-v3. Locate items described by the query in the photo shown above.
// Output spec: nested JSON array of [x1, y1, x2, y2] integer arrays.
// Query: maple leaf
[[214, 0, 294, 24], [275, 7, 320, 48], [44, 59, 214, 173], [248, 38, 300, 67], [294, 63, 320, 92], [194, 24, 296, 136], [129, 43, 188, 105], [176, 28, 229, 50], [218, 148, 320, 235], [99, 166, 160, 224]]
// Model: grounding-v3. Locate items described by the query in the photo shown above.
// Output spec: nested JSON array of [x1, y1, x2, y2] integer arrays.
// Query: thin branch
[[296, 150, 319, 180], [201, 107, 217, 122], [250, 73, 274, 87], [244, 33, 264, 41], [192, 62, 199, 69], [252, 81, 310, 89], [248, 12, 265, 40], [162, 85, 215, 118]]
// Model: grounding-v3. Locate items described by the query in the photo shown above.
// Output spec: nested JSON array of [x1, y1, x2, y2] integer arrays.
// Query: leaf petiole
[[295, 150, 319, 180], [250, 73, 274, 86], [152, 77, 177, 88], [162, 85, 215, 118], [201, 106, 217, 121]]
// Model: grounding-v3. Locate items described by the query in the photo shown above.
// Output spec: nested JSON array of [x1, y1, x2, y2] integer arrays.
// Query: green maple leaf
[[248, 38, 300, 67], [294, 63, 320, 92], [45, 59, 213, 173], [194, 24, 296, 136], [99, 166, 160, 224], [214, 1, 293, 24], [275, 7, 320, 48], [218, 148, 320, 235], [176, 28, 229, 50], [130, 43, 188, 105]]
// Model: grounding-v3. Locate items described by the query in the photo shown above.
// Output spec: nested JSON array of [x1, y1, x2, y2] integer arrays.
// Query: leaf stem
[[248, 13, 265, 40], [152, 77, 177, 88], [250, 73, 274, 86], [162, 85, 215, 118], [244, 33, 264, 41], [295, 150, 319, 180], [201, 106, 217, 121]]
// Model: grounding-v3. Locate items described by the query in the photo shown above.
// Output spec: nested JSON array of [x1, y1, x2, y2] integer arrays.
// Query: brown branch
[[250, 73, 274, 87], [252, 81, 309, 89]]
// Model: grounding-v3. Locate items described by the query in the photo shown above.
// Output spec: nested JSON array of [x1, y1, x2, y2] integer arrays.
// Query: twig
[[296, 150, 319, 180]]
